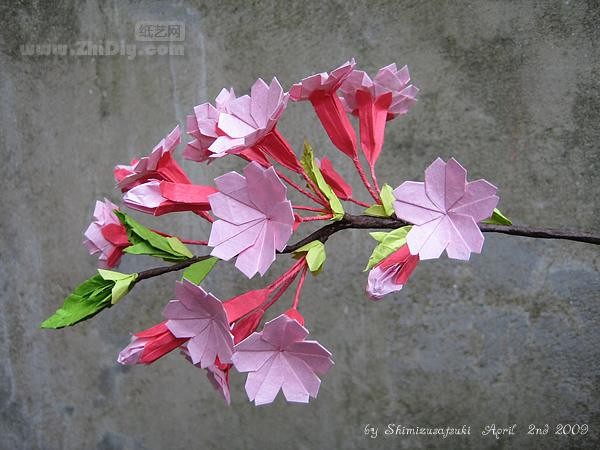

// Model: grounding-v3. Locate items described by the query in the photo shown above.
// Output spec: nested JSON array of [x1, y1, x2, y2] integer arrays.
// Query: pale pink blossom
[[289, 59, 355, 101], [184, 88, 236, 162], [163, 280, 234, 368], [208, 78, 288, 157], [340, 63, 419, 119], [366, 245, 419, 300], [208, 161, 294, 278], [83, 198, 129, 268], [393, 158, 499, 260], [232, 315, 334, 406], [114, 126, 189, 191], [117, 321, 187, 365]]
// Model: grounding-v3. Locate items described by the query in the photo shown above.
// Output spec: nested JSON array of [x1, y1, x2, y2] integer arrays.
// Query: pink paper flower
[[340, 63, 418, 119], [366, 244, 419, 300], [336, 63, 419, 171], [232, 315, 334, 406], [114, 126, 190, 191], [122, 180, 216, 216], [184, 88, 236, 163], [83, 198, 130, 268], [163, 280, 234, 368], [393, 158, 499, 260], [290, 60, 358, 158], [209, 78, 287, 156], [117, 321, 187, 365], [208, 161, 294, 278]]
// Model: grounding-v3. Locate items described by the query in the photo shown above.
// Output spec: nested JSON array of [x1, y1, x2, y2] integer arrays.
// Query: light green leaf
[[98, 269, 138, 304], [369, 232, 388, 243], [182, 257, 219, 284], [300, 142, 345, 221], [365, 226, 412, 271], [166, 237, 193, 258], [115, 210, 193, 261], [483, 208, 512, 226], [292, 240, 327, 275], [364, 204, 388, 217], [380, 184, 395, 216], [364, 184, 395, 217]]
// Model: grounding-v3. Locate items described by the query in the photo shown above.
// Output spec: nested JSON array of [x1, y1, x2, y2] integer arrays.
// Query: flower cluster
[[49, 58, 504, 407]]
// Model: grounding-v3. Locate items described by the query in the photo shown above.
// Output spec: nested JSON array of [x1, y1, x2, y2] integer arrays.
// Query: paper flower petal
[[233, 315, 334, 405], [208, 162, 294, 278], [394, 158, 498, 260], [163, 280, 234, 368]]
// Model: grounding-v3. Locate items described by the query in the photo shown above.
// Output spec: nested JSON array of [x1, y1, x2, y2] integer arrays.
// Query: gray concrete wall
[[1, 1, 599, 449]]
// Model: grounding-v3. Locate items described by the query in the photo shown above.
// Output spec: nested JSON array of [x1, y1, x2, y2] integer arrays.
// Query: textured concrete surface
[[1, 1, 599, 449]]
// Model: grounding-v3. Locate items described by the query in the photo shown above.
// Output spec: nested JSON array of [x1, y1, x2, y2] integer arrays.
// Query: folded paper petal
[[393, 158, 498, 260], [117, 321, 187, 365], [366, 245, 419, 300], [233, 315, 334, 406], [83, 199, 129, 268], [123, 181, 213, 216], [115, 126, 189, 191], [163, 280, 234, 368], [208, 162, 294, 278]]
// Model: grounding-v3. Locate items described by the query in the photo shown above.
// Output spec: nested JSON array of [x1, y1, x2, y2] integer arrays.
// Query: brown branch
[[133, 214, 600, 283], [134, 255, 211, 284]]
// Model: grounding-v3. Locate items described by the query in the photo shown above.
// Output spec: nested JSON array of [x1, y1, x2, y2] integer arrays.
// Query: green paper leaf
[[300, 142, 345, 221], [182, 257, 219, 285], [380, 184, 395, 216], [115, 210, 193, 261], [483, 208, 512, 226], [364, 204, 388, 217], [292, 240, 327, 275], [41, 275, 114, 329], [364, 184, 395, 217], [365, 226, 412, 271], [98, 269, 138, 304], [369, 232, 388, 243]]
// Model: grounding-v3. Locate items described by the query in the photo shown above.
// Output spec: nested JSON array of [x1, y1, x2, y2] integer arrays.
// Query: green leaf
[[365, 226, 412, 271], [41, 275, 114, 329], [114, 210, 193, 261], [292, 240, 327, 275], [483, 208, 512, 226], [300, 142, 345, 221], [364, 184, 395, 217], [369, 232, 389, 243], [182, 257, 219, 284], [380, 184, 395, 216], [364, 204, 388, 217], [98, 269, 138, 304]]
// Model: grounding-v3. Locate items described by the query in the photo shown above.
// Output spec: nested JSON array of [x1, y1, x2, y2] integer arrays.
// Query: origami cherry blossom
[[290, 60, 358, 158], [339, 64, 419, 170], [83, 199, 130, 268], [184, 88, 236, 163], [114, 126, 190, 191], [232, 315, 334, 405], [208, 161, 294, 278], [393, 158, 499, 260], [117, 321, 187, 365], [123, 180, 216, 216], [366, 244, 419, 300], [163, 280, 234, 368]]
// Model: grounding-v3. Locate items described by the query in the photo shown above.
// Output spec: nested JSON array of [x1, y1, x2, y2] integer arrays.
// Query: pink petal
[[208, 219, 265, 260], [450, 179, 499, 222], [393, 181, 444, 225], [406, 216, 450, 260]]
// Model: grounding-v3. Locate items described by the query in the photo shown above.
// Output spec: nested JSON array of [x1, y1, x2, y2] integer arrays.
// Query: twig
[[132, 215, 600, 283]]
